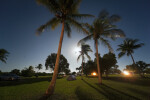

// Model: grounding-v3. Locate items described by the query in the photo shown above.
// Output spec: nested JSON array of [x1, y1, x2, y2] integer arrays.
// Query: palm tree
[[0, 49, 9, 63], [77, 43, 92, 79], [36, 0, 93, 95], [117, 38, 144, 65], [35, 64, 42, 72], [78, 10, 125, 84]]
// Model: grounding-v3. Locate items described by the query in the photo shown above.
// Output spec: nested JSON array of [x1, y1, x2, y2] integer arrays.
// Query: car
[[0, 73, 20, 81]]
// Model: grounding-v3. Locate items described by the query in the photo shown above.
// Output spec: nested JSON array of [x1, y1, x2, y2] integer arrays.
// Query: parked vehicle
[[0, 73, 20, 81]]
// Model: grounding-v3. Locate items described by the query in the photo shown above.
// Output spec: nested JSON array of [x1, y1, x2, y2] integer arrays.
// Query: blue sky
[[0, 0, 150, 73]]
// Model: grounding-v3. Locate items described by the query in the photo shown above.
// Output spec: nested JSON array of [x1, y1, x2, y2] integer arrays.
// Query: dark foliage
[[21, 66, 35, 77], [10, 69, 21, 75], [45, 53, 70, 74], [0, 49, 9, 63]]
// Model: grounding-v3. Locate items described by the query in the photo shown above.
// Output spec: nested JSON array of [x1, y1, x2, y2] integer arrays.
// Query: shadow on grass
[[75, 86, 98, 100], [87, 76, 150, 87], [103, 77, 150, 87], [81, 79, 108, 98], [38, 93, 67, 100], [98, 83, 140, 100], [82, 79, 140, 100], [126, 87, 150, 100], [0, 77, 62, 87]]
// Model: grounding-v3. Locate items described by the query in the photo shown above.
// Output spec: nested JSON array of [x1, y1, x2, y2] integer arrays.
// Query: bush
[[35, 72, 51, 76], [21, 66, 35, 77], [10, 69, 20, 75]]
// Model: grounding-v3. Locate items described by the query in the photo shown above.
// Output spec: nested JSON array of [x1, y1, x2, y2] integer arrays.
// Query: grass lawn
[[0, 76, 150, 100]]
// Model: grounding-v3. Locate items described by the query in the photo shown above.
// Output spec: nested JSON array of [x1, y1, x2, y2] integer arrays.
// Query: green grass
[[0, 76, 150, 100]]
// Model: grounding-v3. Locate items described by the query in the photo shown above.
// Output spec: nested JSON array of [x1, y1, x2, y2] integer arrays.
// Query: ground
[[0, 75, 150, 100]]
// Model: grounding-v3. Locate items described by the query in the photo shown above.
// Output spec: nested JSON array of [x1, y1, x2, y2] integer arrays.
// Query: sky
[[0, 0, 150, 73]]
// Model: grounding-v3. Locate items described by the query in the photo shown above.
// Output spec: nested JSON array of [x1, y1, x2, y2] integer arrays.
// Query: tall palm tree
[[117, 38, 144, 64], [78, 10, 125, 84], [77, 43, 92, 79], [36, 0, 93, 95], [35, 64, 42, 72], [0, 49, 9, 63]]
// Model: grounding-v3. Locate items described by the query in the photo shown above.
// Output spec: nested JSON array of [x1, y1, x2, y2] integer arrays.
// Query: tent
[[67, 75, 76, 81]]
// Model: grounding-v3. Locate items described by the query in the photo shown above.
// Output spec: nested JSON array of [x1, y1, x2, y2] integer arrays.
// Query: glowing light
[[73, 46, 80, 55], [92, 72, 97, 76], [123, 71, 130, 75]]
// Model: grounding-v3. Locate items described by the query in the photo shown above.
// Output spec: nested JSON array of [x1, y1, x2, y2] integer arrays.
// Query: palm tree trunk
[[81, 54, 83, 80], [95, 40, 102, 84], [46, 21, 65, 96], [130, 53, 135, 65], [130, 53, 137, 76]]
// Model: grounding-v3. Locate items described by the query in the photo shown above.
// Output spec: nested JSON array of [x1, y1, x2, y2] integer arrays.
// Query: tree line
[[0, 53, 71, 77]]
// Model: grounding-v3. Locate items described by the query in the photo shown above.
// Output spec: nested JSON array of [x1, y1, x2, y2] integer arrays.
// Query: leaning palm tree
[[78, 10, 125, 84], [77, 43, 92, 79], [117, 38, 144, 64], [35, 64, 42, 72], [36, 0, 93, 95], [0, 49, 9, 63]]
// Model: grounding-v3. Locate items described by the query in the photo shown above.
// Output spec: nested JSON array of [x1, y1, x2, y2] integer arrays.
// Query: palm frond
[[104, 24, 117, 29], [78, 34, 93, 46], [36, 17, 60, 35], [77, 54, 82, 62], [0, 49, 9, 63], [132, 39, 139, 44], [67, 17, 89, 34], [36, 0, 59, 14], [99, 37, 114, 53], [85, 53, 91, 60], [109, 14, 121, 23], [118, 52, 126, 58], [87, 49, 93, 52], [127, 52, 132, 56], [64, 22, 71, 37], [98, 10, 109, 19], [133, 43, 144, 49], [69, 0, 82, 13], [116, 46, 123, 51], [64, 0, 74, 9], [0, 58, 6, 63], [103, 29, 125, 39], [51, 19, 61, 30], [70, 14, 94, 20], [82, 23, 94, 33], [81, 44, 93, 53]]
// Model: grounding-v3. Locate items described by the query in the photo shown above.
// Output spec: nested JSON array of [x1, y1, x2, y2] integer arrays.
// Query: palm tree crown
[[117, 38, 144, 58], [0, 49, 9, 63], [78, 10, 125, 52], [117, 38, 144, 65], [36, 0, 94, 36], [77, 43, 93, 62], [35, 64, 42, 71]]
